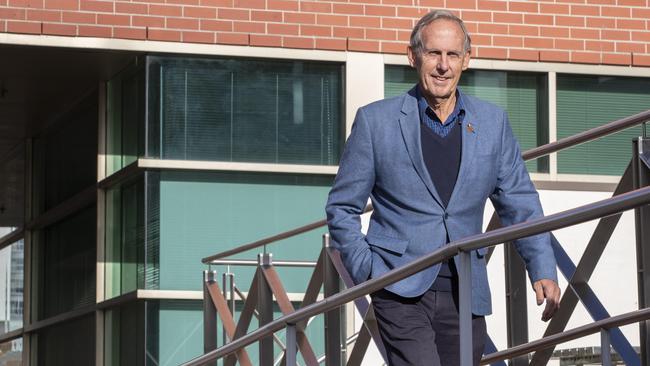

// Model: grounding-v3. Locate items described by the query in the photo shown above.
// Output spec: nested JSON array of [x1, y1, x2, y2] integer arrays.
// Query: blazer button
[[444, 212, 449, 220]]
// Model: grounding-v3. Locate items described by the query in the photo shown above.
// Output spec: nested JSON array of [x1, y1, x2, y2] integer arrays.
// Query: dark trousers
[[371, 287, 486, 366]]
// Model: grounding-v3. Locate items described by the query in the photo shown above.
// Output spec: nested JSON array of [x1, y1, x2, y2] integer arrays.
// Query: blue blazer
[[325, 87, 558, 316]]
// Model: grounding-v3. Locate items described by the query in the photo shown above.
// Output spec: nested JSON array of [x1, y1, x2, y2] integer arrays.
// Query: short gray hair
[[409, 10, 472, 55]]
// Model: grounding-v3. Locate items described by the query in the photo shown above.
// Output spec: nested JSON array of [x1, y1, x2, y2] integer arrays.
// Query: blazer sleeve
[[325, 107, 375, 285], [489, 110, 558, 285]]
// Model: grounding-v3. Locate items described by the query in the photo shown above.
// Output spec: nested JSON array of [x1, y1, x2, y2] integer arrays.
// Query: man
[[325, 10, 561, 366]]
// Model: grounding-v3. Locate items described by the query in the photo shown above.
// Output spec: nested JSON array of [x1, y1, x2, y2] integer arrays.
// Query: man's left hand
[[533, 279, 561, 322]]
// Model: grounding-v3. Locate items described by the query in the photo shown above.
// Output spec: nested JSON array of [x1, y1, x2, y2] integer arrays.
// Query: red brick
[[617, 19, 645, 30], [524, 37, 553, 48], [476, 47, 507, 59], [449, 0, 476, 9], [252, 10, 282, 22], [477, 23, 507, 34], [201, 19, 232, 31], [493, 12, 522, 24], [316, 37, 347, 50], [333, 3, 364, 15], [477, 0, 505, 10], [539, 50, 570, 62], [113, 27, 146, 39], [217, 32, 249, 44], [301, 24, 331, 36], [631, 8, 650, 19], [182, 30, 215, 43], [571, 4, 599, 15], [540, 3, 569, 13], [301, 1, 331, 12], [586, 17, 615, 28], [556, 0, 586, 3], [396, 6, 428, 18], [585, 40, 615, 51], [79, 0, 112, 11], [333, 26, 363, 38], [268, 23, 299, 35], [131, 15, 163, 27], [381, 17, 411, 29], [62, 11, 95, 23], [318, 14, 348, 26], [632, 54, 650, 67], [1, 6, 27, 20], [148, 28, 182, 41], [150, 4, 182, 16], [350, 16, 380, 28], [418, 0, 444, 6], [166, 18, 200, 31], [233, 20, 264, 32], [508, 49, 539, 61], [115, 2, 148, 14], [602, 52, 631, 65], [0, 21, 4, 31], [381, 0, 412, 5], [471, 34, 491, 45], [460, 10, 490, 22], [587, 0, 615, 3], [44, 0, 77, 10], [541, 26, 570, 37], [8, 0, 42, 7], [616, 42, 645, 52], [555, 39, 584, 50], [7, 21, 41, 34], [381, 41, 407, 54], [464, 22, 478, 33], [184, 6, 216, 18], [283, 36, 314, 49], [166, 0, 198, 4], [219, 8, 250, 20], [347, 39, 379, 52], [493, 36, 523, 47], [617, 0, 645, 5], [601, 6, 630, 17], [602, 29, 630, 40], [267, 0, 297, 10], [365, 5, 394, 16], [26, 9, 60, 21], [632, 31, 650, 42], [285, 12, 315, 24], [556, 15, 585, 27], [98, 14, 130, 26], [571, 28, 600, 39], [366, 28, 395, 40], [509, 25, 539, 36], [233, 0, 265, 8], [524, 14, 553, 25], [397, 29, 409, 41], [42, 22, 75, 35], [250, 34, 282, 46], [78, 25, 110, 36], [509, 1, 538, 12], [571, 51, 600, 63]]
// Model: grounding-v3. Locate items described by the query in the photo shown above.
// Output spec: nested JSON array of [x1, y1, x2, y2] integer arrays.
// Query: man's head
[[407, 10, 472, 105]]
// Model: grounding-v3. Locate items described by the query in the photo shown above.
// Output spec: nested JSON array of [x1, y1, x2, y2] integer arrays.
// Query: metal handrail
[[201, 109, 650, 264], [480, 307, 650, 364], [183, 184, 650, 365]]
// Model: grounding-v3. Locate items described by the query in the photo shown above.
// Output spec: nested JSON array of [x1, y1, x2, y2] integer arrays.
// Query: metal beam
[[634, 137, 650, 366]]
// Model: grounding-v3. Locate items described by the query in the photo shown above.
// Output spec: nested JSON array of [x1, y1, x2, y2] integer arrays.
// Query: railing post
[[286, 323, 298, 366], [323, 233, 345, 366], [258, 252, 274, 366], [504, 242, 529, 366], [458, 251, 473, 366], [634, 136, 650, 366], [203, 270, 218, 363], [601, 328, 613, 366], [222, 270, 235, 346]]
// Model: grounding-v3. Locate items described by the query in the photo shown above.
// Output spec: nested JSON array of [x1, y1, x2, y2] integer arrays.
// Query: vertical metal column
[[504, 242, 529, 366], [323, 233, 344, 366], [258, 253, 275, 366], [458, 251, 473, 366], [286, 324, 298, 366], [601, 329, 613, 366], [203, 270, 218, 357], [635, 136, 650, 366], [222, 270, 235, 346]]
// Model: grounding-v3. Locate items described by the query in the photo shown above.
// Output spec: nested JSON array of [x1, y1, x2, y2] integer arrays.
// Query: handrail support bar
[[459, 251, 473, 366], [601, 328, 613, 366]]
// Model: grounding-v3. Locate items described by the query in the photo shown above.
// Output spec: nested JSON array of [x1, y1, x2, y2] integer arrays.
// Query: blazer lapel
[[398, 88, 444, 207], [448, 107, 478, 207]]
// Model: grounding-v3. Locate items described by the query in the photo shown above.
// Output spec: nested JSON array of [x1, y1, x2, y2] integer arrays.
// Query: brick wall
[[1, 0, 649, 66]]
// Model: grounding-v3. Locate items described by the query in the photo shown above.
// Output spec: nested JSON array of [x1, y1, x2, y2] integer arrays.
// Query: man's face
[[407, 19, 471, 103]]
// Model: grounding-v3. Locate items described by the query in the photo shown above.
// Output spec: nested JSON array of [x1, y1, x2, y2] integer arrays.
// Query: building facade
[[1, 0, 650, 364]]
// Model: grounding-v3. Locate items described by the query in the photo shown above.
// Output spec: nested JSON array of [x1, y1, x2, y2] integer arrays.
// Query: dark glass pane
[[35, 315, 94, 366], [105, 301, 144, 366], [0, 240, 24, 335], [148, 56, 344, 165]]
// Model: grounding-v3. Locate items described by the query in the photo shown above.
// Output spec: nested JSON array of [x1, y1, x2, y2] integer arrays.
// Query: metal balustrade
[[183, 109, 650, 366]]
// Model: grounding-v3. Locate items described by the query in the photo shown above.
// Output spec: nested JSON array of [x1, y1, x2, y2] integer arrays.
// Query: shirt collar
[[416, 85, 466, 126]]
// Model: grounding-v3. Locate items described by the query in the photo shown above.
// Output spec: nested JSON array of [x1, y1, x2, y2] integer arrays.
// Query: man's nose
[[436, 55, 449, 73]]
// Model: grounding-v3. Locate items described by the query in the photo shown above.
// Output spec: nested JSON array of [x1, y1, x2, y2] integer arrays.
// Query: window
[[33, 315, 94, 366], [0, 240, 23, 335]]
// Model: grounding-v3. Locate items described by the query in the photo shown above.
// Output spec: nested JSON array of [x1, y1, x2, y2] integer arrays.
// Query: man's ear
[[407, 46, 418, 69], [461, 50, 471, 71]]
